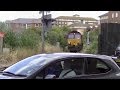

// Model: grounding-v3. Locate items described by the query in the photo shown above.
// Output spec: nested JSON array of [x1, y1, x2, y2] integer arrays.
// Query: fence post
[[0, 37, 3, 53]]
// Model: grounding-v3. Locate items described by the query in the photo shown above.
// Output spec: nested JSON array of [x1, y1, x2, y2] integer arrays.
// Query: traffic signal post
[[40, 11, 56, 53], [41, 11, 45, 53]]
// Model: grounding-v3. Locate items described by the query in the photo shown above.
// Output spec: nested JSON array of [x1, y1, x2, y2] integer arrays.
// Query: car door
[[33, 57, 86, 79], [58, 57, 86, 79]]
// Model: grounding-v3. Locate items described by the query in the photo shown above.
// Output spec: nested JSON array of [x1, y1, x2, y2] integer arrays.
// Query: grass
[[45, 43, 63, 53], [0, 43, 63, 67]]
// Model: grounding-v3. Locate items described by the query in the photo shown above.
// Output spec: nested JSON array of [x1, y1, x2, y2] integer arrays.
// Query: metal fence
[[98, 23, 120, 56]]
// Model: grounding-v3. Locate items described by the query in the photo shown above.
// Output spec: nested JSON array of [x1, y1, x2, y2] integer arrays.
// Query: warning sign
[[0, 32, 5, 38]]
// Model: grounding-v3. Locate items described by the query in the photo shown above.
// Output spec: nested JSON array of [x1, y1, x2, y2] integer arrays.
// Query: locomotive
[[67, 30, 83, 52]]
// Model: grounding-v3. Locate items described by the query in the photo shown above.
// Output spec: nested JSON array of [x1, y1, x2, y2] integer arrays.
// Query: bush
[[0, 22, 9, 32], [82, 29, 100, 54], [18, 29, 41, 48], [4, 28, 41, 49], [46, 26, 70, 51], [4, 31, 17, 48], [46, 29, 58, 45]]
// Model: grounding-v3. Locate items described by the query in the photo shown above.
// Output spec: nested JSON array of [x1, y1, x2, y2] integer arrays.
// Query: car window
[[85, 58, 111, 75], [96, 60, 109, 69], [35, 58, 84, 79], [35, 61, 63, 79]]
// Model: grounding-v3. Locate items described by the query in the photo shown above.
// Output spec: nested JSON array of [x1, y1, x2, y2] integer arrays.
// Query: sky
[[0, 11, 108, 22]]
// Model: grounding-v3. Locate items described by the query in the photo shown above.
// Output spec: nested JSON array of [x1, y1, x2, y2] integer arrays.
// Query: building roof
[[5, 18, 41, 24], [69, 23, 90, 27], [56, 16, 81, 20], [55, 16, 98, 21], [99, 12, 108, 17], [5, 20, 12, 23], [80, 17, 98, 21]]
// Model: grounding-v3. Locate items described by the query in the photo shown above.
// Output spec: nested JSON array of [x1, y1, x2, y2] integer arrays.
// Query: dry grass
[[0, 51, 18, 67], [45, 43, 63, 53], [0, 43, 63, 67]]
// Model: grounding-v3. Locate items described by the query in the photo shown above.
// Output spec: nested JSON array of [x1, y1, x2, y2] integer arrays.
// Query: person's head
[[115, 46, 120, 57]]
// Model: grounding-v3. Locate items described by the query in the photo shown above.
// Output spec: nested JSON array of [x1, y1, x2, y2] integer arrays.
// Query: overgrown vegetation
[[46, 26, 70, 51], [0, 23, 70, 66], [3, 25, 70, 51], [3, 28, 41, 49], [0, 21, 100, 66], [0, 43, 62, 66], [82, 29, 100, 54]]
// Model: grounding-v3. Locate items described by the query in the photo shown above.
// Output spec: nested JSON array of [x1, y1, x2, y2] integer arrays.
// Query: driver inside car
[[45, 63, 63, 78]]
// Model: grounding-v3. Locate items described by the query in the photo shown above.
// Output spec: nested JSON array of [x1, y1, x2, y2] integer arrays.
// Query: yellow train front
[[67, 31, 83, 52]]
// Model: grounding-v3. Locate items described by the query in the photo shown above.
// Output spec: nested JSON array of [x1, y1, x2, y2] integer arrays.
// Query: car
[[0, 52, 120, 79]]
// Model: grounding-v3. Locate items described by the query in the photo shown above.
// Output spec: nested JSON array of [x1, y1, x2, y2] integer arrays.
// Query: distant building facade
[[5, 18, 42, 32], [55, 14, 98, 27], [99, 11, 120, 23], [5, 14, 99, 32]]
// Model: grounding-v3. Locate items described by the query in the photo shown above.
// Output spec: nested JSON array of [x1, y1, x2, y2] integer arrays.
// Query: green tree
[[0, 22, 10, 32], [46, 26, 70, 51], [4, 31, 17, 48], [82, 29, 100, 54], [18, 29, 41, 49], [4, 28, 41, 49]]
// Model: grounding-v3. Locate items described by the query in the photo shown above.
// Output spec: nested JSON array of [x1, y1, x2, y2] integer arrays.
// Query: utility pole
[[42, 11, 46, 53], [87, 31, 90, 45], [86, 26, 91, 45], [40, 11, 45, 53]]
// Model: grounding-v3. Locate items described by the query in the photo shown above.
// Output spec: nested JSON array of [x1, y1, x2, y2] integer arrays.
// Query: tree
[[0, 22, 10, 32], [4, 31, 17, 48], [46, 26, 70, 51]]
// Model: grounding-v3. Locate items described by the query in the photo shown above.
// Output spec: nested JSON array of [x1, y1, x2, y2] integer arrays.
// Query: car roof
[[33, 52, 112, 61]]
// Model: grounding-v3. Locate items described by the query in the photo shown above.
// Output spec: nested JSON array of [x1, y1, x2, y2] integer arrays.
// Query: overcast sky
[[0, 11, 108, 22]]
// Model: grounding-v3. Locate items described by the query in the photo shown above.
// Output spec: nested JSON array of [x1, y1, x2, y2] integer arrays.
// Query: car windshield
[[3, 55, 50, 76]]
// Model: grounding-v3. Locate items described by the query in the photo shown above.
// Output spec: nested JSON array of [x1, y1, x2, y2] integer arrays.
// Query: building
[[99, 11, 120, 23], [55, 14, 98, 27], [5, 18, 42, 32], [5, 14, 98, 32], [69, 22, 98, 35], [69, 23, 90, 35]]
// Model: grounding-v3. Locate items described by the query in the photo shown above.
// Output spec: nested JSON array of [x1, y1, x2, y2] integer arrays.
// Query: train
[[67, 30, 83, 52]]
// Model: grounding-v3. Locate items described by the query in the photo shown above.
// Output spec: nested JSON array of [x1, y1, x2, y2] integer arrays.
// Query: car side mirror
[[45, 74, 56, 79]]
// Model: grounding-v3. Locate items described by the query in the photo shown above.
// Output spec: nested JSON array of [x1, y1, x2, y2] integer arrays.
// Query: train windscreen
[[75, 33, 81, 39], [68, 33, 74, 39]]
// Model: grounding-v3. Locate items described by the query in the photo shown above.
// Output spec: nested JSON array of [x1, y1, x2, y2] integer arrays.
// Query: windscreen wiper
[[2, 71, 27, 77]]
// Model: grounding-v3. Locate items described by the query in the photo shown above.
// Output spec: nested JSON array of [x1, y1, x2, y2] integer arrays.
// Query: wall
[[98, 23, 120, 55]]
